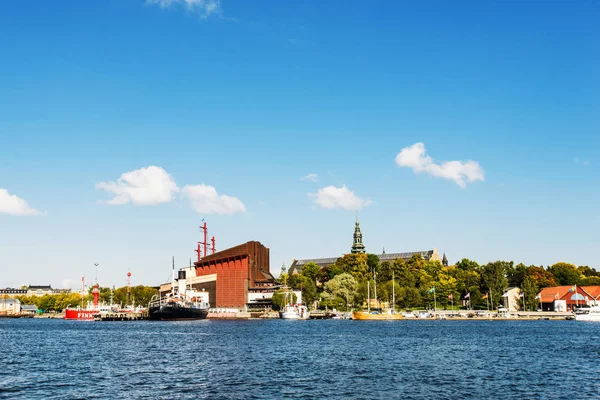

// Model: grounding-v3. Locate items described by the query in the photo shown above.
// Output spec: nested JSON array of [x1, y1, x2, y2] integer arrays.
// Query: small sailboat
[[279, 290, 309, 320], [352, 271, 402, 321]]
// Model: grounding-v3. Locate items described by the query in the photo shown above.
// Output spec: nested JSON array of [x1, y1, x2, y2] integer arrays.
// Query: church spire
[[351, 216, 366, 254], [442, 253, 448, 267]]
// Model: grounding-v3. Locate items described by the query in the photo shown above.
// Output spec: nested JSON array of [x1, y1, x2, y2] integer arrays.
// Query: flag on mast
[[481, 293, 488, 299], [464, 293, 470, 299], [448, 293, 453, 300], [427, 287, 435, 294]]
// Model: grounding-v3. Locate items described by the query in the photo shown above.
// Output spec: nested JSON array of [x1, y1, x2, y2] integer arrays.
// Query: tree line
[[279, 254, 599, 311], [11, 285, 159, 312]]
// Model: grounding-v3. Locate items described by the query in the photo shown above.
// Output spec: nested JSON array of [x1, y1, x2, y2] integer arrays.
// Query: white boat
[[279, 304, 309, 320], [575, 305, 600, 321]]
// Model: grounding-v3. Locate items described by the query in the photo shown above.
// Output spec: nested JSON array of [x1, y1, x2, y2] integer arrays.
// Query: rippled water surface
[[1, 318, 599, 399]]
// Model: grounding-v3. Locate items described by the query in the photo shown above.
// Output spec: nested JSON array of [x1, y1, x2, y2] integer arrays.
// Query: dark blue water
[[1, 319, 599, 399]]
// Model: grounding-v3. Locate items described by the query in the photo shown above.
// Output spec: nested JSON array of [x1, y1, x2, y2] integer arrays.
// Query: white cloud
[[147, 0, 221, 17], [395, 142, 484, 188], [182, 184, 246, 215], [311, 185, 371, 210], [0, 189, 42, 216], [95, 166, 179, 206], [300, 173, 318, 182]]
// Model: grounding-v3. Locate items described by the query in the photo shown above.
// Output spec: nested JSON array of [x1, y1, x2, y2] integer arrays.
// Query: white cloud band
[[395, 142, 484, 188], [96, 166, 179, 206], [311, 185, 371, 210], [0, 189, 41, 216], [182, 184, 246, 215]]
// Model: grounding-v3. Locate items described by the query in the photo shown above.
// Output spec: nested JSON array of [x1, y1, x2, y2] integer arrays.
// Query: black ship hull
[[148, 303, 209, 321]]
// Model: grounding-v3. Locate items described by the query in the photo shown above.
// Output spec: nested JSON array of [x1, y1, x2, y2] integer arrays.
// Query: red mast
[[195, 220, 216, 261], [195, 242, 202, 262], [202, 221, 208, 258]]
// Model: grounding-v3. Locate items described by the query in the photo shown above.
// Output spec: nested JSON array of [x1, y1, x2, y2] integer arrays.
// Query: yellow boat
[[352, 310, 403, 320]]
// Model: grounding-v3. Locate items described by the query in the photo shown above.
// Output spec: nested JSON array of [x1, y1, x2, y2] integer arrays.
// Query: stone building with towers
[[288, 218, 444, 274]]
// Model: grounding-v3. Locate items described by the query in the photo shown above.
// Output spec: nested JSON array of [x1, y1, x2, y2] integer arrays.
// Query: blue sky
[[1, 0, 598, 289]]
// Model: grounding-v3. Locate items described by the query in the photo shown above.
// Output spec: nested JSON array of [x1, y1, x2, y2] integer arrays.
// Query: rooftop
[[290, 250, 439, 274]]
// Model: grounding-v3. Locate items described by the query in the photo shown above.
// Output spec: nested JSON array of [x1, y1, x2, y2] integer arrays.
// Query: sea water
[[1, 318, 599, 399]]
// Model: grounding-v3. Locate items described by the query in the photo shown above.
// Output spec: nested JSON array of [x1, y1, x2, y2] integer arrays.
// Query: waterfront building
[[161, 241, 280, 309], [537, 286, 600, 311], [21, 305, 38, 315], [289, 218, 442, 274], [26, 285, 71, 297], [0, 288, 27, 298], [0, 298, 21, 314], [501, 287, 523, 312]]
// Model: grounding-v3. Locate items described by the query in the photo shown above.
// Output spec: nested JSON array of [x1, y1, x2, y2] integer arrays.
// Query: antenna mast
[[171, 257, 175, 297], [201, 220, 208, 258], [127, 270, 132, 304]]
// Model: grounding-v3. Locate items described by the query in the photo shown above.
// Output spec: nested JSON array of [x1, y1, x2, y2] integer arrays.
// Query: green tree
[[578, 265, 599, 278], [455, 258, 480, 272], [548, 262, 581, 285], [38, 295, 57, 312], [507, 263, 527, 288], [287, 273, 302, 290], [580, 276, 600, 285], [406, 254, 426, 271], [480, 261, 510, 309], [395, 262, 417, 288], [378, 261, 393, 282], [300, 276, 318, 305], [367, 254, 380, 275], [521, 276, 538, 311], [318, 264, 343, 283], [395, 286, 422, 309], [335, 254, 369, 282], [435, 268, 458, 308], [301, 262, 321, 284], [322, 273, 357, 310], [525, 266, 557, 289]]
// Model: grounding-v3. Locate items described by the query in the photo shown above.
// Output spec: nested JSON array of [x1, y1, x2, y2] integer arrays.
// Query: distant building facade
[[160, 241, 280, 309], [289, 218, 442, 275], [21, 305, 38, 315], [26, 285, 71, 297], [538, 286, 600, 311], [502, 287, 523, 312], [0, 298, 21, 314], [0, 288, 27, 298]]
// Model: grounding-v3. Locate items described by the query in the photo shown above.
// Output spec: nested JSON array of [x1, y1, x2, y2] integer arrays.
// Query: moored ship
[[352, 310, 403, 320], [64, 281, 103, 320], [148, 258, 210, 321], [574, 305, 600, 321]]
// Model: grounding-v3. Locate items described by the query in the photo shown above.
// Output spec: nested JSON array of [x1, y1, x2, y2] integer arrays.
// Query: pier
[[94, 311, 148, 321]]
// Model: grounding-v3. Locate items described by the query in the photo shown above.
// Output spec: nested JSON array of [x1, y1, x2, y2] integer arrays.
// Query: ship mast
[[392, 271, 395, 313], [171, 257, 175, 297], [367, 281, 370, 313]]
